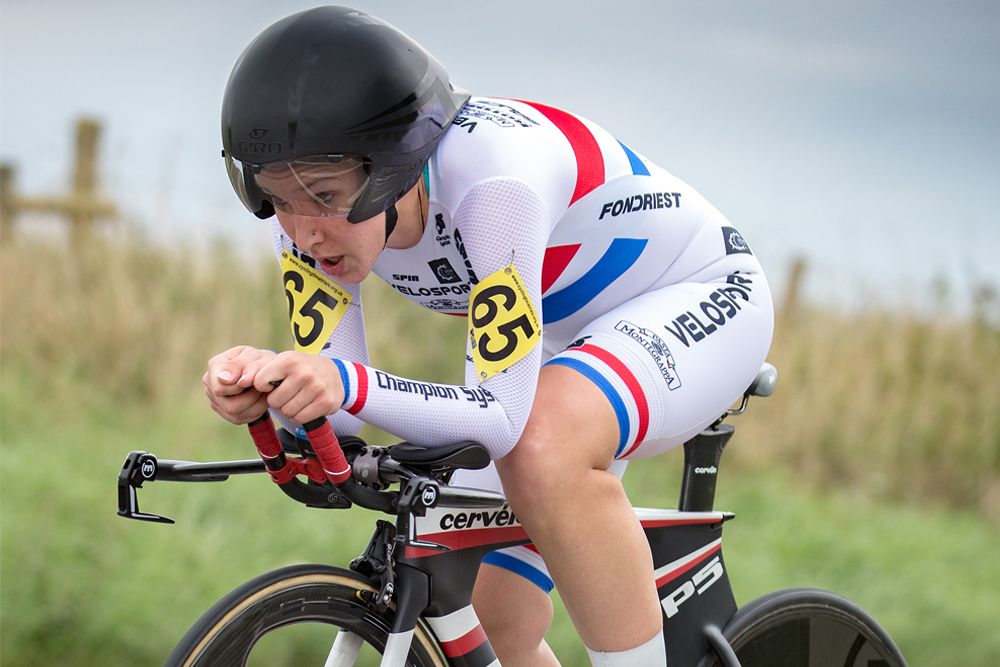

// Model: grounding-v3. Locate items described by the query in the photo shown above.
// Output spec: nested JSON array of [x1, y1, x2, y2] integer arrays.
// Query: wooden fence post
[[0, 163, 14, 243], [0, 117, 117, 243], [71, 118, 101, 242], [781, 256, 807, 320]]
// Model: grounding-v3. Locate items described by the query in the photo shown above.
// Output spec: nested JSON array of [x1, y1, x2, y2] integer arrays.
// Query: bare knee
[[496, 433, 564, 505], [497, 431, 621, 531]]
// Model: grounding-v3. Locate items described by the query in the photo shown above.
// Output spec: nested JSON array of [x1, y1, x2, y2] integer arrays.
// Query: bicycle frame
[[119, 421, 744, 666], [379, 423, 741, 666], [398, 506, 737, 666]]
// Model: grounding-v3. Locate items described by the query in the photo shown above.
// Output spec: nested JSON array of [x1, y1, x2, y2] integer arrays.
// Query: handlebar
[[118, 413, 505, 524]]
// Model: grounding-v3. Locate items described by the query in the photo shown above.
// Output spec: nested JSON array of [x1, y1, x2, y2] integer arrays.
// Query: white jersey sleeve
[[335, 178, 548, 459]]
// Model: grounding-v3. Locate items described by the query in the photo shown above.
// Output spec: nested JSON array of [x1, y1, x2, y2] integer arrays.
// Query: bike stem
[[246, 413, 397, 513]]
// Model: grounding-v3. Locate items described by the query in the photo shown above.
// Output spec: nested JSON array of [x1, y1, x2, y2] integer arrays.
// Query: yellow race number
[[469, 264, 540, 380], [280, 250, 352, 354]]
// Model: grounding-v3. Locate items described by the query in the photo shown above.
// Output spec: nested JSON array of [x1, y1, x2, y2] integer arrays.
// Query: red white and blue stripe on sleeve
[[545, 342, 650, 459], [331, 358, 369, 415]]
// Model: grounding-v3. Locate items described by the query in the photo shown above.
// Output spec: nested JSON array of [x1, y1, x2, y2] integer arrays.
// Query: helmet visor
[[225, 154, 371, 219]]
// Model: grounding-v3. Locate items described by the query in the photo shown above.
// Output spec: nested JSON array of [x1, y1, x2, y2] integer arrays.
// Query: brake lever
[[117, 451, 174, 524]]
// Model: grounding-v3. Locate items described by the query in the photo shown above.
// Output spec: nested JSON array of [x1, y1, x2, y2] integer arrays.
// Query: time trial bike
[[117, 363, 908, 666]]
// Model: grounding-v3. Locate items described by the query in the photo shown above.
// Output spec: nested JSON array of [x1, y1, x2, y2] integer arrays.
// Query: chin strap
[[384, 179, 426, 244], [384, 203, 399, 243]]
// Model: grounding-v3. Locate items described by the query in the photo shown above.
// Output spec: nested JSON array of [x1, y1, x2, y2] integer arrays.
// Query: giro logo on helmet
[[238, 140, 283, 155], [249, 128, 268, 139]]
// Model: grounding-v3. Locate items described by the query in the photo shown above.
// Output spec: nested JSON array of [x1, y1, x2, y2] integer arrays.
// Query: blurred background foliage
[[2, 227, 999, 665]]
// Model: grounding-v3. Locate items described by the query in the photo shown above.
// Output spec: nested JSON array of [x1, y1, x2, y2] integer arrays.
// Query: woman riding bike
[[204, 6, 773, 666]]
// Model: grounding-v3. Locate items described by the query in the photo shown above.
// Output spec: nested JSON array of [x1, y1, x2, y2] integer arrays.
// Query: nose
[[285, 214, 326, 255]]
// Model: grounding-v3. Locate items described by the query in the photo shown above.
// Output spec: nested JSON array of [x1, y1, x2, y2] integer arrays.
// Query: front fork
[[343, 474, 509, 667], [342, 511, 440, 667], [379, 565, 433, 666], [321, 519, 432, 667]]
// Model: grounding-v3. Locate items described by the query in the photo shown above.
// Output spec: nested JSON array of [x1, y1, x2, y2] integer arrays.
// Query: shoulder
[[430, 97, 576, 211], [436, 97, 575, 172]]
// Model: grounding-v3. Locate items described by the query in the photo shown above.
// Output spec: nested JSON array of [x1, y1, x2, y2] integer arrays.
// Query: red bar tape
[[247, 416, 282, 459], [305, 420, 352, 485]]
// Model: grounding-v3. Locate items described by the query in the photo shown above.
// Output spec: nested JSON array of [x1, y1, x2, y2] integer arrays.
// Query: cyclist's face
[[260, 162, 384, 284], [272, 208, 386, 285]]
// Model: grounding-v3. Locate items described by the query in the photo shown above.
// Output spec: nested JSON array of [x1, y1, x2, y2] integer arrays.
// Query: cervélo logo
[[439, 504, 519, 530]]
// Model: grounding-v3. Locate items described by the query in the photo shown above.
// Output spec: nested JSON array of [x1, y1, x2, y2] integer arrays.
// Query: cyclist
[[204, 6, 773, 666]]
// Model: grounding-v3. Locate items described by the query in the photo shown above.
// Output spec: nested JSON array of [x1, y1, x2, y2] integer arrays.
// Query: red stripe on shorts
[[576, 343, 649, 456]]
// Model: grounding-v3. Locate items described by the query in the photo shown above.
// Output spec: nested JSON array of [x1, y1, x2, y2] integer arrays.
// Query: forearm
[[335, 361, 521, 459], [271, 406, 365, 439]]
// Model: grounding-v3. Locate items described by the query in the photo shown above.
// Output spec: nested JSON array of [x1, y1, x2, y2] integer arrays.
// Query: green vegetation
[[2, 234, 998, 665]]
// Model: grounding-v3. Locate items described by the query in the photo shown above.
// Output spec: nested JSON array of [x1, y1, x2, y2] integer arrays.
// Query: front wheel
[[166, 564, 446, 667], [700, 588, 907, 667]]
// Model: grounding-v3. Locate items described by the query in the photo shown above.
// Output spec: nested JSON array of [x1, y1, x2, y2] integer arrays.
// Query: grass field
[[2, 233, 999, 665]]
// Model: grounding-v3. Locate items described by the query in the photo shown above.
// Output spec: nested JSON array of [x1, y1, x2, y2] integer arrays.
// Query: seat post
[[678, 423, 735, 512]]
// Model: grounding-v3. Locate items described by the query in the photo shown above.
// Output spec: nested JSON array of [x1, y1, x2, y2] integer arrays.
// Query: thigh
[[546, 270, 774, 460], [452, 460, 629, 597]]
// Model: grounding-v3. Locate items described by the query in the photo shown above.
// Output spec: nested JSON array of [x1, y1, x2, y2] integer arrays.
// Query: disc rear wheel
[[702, 588, 907, 667]]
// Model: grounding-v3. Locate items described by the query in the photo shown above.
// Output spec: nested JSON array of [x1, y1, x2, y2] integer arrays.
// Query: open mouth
[[318, 255, 344, 275]]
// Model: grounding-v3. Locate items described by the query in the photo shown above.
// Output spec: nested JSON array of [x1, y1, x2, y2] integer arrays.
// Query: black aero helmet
[[221, 6, 469, 225]]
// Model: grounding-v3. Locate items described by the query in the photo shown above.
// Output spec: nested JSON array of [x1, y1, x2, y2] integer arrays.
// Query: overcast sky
[[2, 0, 998, 310]]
